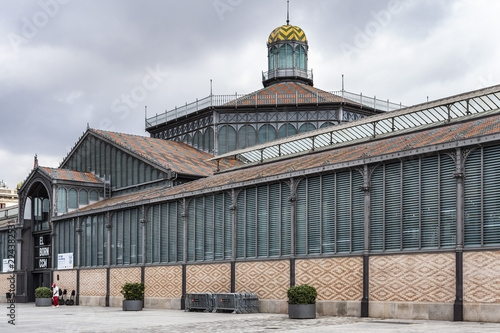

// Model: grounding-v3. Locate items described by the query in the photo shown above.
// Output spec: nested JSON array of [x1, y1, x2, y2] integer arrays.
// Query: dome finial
[[286, 0, 290, 25]]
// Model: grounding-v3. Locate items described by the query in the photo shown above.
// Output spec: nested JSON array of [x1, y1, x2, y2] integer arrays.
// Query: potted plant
[[120, 282, 145, 311], [287, 284, 317, 319], [35, 287, 52, 307]]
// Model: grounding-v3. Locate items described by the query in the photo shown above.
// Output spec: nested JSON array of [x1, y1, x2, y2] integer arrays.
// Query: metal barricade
[[185, 293, 214, 312]]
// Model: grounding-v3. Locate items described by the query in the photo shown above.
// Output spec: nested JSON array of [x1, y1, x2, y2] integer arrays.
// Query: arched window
[[258, 124, 277, 144], [90, 190, 99, 202], [68, 189, 78, 209], [238, 125, 257, 149], [204, 127, 214, 152], [183, 134, 192, 145], [295, 45, 306, 69], [269, 46, 278, 70], [299, 123, 316, 134], [79, 189, 89, 205], [57, 188, 67, 213], [218, 125, 237, 154], [279, 44, 293, 69], [320, 121, 335, 129], [278, 124, 297, 139], [193, 131, 201, 148]]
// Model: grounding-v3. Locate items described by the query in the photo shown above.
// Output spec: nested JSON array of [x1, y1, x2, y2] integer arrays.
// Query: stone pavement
[[2, 303, 500, 333]]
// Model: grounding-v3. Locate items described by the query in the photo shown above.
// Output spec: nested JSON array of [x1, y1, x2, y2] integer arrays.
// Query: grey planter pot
[[288, 303, 316, 319], [122, 300, 143, 311], [35, 298, 52, 307]]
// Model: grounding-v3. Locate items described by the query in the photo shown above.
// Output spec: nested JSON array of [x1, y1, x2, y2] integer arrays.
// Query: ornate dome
[[268, 25, 307, 44]]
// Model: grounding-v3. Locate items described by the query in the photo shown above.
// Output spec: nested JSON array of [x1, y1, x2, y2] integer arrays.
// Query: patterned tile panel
[[144, 266, 182, 298], [53, 270, 77, 295], [464, 251, 500, 303], [0, 273, 13, 294], [296, 257, 363, 301], [186, 263, 231, 294], [370, 254, 455, 303], [109, 267, 141, 297], [80, 269, 107, 297], [235, 261, 290, 300]]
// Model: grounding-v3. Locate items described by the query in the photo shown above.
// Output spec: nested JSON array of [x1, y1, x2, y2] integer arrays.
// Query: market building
[[1, 19, 500, 323]]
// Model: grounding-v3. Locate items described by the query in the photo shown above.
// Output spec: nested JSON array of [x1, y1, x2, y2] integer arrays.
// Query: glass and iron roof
[[145, 82, 403, 129], [212, 84, 500, 164]]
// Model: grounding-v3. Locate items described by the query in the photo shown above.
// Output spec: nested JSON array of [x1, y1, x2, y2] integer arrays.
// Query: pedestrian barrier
[[185, 293, 258, 314]]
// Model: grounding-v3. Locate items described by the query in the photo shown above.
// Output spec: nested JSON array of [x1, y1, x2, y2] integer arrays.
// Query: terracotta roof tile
[[223, 82, 354, 107], [90, 129, 239, 177], [58, 114, 500, 217], [40, 167, 103, 183]]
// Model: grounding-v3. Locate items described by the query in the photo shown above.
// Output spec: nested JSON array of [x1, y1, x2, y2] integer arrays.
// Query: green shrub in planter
[[120, 282, 145, 301], [287, 284, 317, 305], [35, 287, 52, 299]]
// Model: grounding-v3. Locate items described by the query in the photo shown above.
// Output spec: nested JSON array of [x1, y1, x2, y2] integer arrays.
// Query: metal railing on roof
[[262, 68, 313, 82], [212, 84, 500, 164], [145, 90, 404, 128]]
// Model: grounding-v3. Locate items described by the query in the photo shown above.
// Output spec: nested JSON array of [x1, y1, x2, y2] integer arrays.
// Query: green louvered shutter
[[269, 183, 280, 257], [384, 162, 401, 250], [111, 214, 117, 265], [352, 171, 364, 253], [205, 196, 214, 261], [214, 193, 224, 260], [130, 209, 137, 265], [224, 192, 232, 260], [440, 155, 456, 248], [308, 176, 321, 255], [483, 146, 500, 245], [370, 167, 383, 251], [152, 205, 160, 263], [257, 185, 268, 257], [402, 159, 420, 250], [195, 197, 204, 261], [421, 155, 439, 249], [187, 200, 195, 262], [236, 191, 246, 258], [336, 172, 351, 253], [97, 215, 104, 266], [245, 188, 256, 258], [123, 211, 130, 265], [322, 173, 336, 253], [464, 149, 482, 246], [296, 180, 307, 255], [281, 183, 291, 257], [168, 202, 177, 262], [176, 203, 183, 262]]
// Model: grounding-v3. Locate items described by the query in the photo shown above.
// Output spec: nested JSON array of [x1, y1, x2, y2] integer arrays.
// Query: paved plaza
[[2, 303, 500, 333]]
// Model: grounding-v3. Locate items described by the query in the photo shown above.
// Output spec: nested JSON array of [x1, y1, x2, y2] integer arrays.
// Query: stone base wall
[[464, 303, 500, 323], [317, 300, 361, 317], [369, 301, 454, 321], [144, 297, 181, 309], [79, 296, 106, 307]]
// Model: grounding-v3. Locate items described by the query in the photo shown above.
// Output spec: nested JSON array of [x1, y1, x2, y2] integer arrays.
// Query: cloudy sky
[[1, 0, 499, 189]]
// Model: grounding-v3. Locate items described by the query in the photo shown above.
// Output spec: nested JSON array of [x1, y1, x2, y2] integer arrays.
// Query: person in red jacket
[[52, 283, 59, 307]]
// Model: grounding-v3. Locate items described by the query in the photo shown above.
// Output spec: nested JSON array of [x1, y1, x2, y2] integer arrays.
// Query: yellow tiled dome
[[268, 25, 307, 44]]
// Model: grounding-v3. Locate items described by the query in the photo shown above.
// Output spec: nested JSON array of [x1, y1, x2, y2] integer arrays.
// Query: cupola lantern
[[262, 4, 313, 87]]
